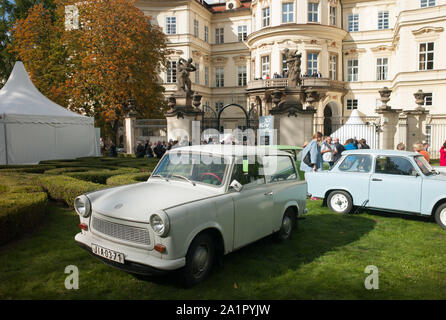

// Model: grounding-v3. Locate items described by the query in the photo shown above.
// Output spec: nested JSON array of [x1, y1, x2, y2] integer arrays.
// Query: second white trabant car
[[74, 145, 307, 286]]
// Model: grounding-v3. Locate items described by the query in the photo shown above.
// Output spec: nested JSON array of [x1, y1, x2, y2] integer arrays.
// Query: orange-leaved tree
[[10, 0, 167, 143]]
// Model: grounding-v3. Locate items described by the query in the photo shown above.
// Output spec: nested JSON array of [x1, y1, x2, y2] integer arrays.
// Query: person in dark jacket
[[332, 137, 345, 163], [358, 138, 370, 149]]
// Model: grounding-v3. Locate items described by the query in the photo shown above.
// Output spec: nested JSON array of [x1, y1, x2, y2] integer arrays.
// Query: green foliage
[[106, 172, 151, 186], [66, 169, 137, 184], [39, 175, 105, 207], [0, 174, 48, 245]]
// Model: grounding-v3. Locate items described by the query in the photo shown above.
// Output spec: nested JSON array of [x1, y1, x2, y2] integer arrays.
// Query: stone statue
[[177, 57, 197, 95], [284, 48, 302, 86]]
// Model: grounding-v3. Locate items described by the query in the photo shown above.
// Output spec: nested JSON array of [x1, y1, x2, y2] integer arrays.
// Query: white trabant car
[[306, 149, 446, 229], [74, 145, 307, 286]]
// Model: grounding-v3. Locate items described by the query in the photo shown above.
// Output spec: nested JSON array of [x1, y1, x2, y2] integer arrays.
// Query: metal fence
[[134, 119, 167, 142], [427, 123, 446, 159]]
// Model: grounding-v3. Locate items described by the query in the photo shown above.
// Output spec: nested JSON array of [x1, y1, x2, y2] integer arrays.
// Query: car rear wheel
[[182, 233, 215, 287], [275, 209, 296, 242], [434, 203, 446, 229], [327, 190, 353, 214]]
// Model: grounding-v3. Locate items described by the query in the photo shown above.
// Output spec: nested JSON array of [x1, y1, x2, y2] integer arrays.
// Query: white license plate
[[91, 244, 125, 264]]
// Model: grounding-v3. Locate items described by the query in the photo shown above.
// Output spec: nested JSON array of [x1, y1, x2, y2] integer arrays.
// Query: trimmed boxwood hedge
[[0, 174, 48, 245], [39, 175, 106, 207], [66, 168, 140, 184], [106, 172, 152, 186]]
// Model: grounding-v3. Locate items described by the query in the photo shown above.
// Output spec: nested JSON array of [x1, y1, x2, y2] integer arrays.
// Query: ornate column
[[375, 87, 401, 150], [269, 88, 316, 147], [403, 90, 430, 148]]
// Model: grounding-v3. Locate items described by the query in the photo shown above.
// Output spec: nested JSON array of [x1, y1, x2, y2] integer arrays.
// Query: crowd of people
[[254, 71, 324, 80], [300, 132, 371, 172]]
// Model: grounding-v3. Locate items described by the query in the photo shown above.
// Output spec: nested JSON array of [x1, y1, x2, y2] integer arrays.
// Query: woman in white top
[[321, 136, 335, 168]]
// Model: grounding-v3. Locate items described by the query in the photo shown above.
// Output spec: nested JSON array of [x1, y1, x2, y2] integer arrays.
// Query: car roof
[[342, 149, 419, 157], [170, 145, 291, 157]]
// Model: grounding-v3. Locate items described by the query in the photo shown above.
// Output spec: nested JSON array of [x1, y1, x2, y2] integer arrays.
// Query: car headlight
[[74, 195, 91, 218], [150, 212, 170, 237]]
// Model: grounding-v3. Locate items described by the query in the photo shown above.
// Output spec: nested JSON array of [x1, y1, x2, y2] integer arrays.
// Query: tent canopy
[[0, 62, 98, 164]]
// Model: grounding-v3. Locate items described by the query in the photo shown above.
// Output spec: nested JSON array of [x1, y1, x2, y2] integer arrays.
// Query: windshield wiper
[[151, 174, 169, 181], [172, 175, 196, 186]]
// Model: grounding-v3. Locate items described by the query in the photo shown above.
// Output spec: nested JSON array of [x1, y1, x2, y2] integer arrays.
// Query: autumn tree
[[10, 0, 167, 143]]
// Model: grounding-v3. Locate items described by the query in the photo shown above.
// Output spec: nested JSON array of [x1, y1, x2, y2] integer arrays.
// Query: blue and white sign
[[258, 116, 275, 145]]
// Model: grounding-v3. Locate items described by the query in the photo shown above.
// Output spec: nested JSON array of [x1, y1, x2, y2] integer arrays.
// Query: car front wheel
[[327, 190, 353, 214], [182, 233, 215, 287], [434, 203, 446, 229]]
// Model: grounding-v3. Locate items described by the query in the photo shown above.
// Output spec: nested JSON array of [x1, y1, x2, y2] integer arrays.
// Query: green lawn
[[1, 200, 446, 299]]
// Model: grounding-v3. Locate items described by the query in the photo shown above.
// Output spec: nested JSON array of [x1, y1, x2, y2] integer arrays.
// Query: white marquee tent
[[0, 62, 99, 164], [330, 109, 378, 148]]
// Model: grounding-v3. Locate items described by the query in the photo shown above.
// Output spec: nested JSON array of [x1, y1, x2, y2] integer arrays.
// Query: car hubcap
[[281, 215, 292, 238], [331, 194, 348, 212], [440, 208, 446, 226], [192, 244, 209, 278]]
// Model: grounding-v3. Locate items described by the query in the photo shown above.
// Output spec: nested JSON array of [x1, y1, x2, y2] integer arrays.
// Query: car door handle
[[264, 191, 274, 196], [372, 178, 382, 182]]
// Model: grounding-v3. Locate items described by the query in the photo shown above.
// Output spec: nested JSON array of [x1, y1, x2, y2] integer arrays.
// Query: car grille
[[92, 216, 150, 246]]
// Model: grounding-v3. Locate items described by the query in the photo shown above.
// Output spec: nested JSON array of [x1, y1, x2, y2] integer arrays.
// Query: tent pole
[[3, 114, 8, 165]]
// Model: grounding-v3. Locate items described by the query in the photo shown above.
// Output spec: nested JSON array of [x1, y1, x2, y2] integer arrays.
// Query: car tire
[[434, 203, 446, 229], [327, 190, 353, 214], [275, 209, 296, 242], [182, 233, 215, 287]]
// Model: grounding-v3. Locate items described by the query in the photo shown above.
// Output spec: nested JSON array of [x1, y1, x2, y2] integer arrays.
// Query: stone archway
[[323, 101, 340, 136]]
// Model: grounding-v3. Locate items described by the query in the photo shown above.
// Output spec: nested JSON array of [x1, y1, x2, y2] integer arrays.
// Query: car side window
[[263, 156, 298, 182], [375, 156, 417, 176], [338, 155, 372, 173], [230, 158, 265, 186]]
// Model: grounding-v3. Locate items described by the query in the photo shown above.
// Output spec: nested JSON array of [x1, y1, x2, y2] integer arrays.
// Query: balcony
[[247, 77, 345, 91]]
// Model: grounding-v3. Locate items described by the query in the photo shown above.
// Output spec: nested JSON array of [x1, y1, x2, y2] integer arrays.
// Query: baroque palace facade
[[136, 0, 446, 147]]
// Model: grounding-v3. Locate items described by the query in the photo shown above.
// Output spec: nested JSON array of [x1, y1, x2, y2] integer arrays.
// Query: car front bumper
[[75, 232, 186, 275]]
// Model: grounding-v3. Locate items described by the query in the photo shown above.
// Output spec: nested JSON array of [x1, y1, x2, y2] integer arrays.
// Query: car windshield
[[414, 155, 434, 176], [151, 153, 229, 186]]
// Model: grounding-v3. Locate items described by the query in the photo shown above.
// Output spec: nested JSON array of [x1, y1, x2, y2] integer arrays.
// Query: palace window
[[166, 16, 176, 35], [378, 11, 389, 30], [419, 42, 434, 70], [329, 6, 337, 26], [282, 53, 288, 74], [347, 59, 359, 82], [238, 66, 247, 86], [347, 99, 358, 110], [308, 2, 319, 22], [329, 55, 337, 81], [262, 7, 270, 27], [424, 93, 433, 106], [307, 53, 318, 76], [421, 0, 435, 7], [195, 63, 200, 84], [205, 66, 209, 87], [261, 56, 270, 79], [215, 28, 224, 44], [204, 25, 209, 43], [194, 19, 199, 37], [215, 67, 224, 87], [238, 25, 247, 42], [376, 58, 388, 81], [282, 3, 294, 23], [348, 14, 359, 32], [166, 61, 177, 83]]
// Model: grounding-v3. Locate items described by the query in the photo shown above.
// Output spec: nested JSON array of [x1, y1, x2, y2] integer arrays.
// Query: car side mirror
[[230, 179, 243, 192]]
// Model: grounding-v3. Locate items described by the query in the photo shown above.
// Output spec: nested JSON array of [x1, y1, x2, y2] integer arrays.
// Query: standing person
[[321, 136, 335, 168], [396, 142, 406, 151], [154, 141, 164, 158], [440, 140, 446, 166], [344, 138, 357, 150], [145, 142, 154, 158], [358, 138, 370, 149], [413, 143, 430, 163], [332, 137, 345, 163], [300, 132, 323, 173], [100, 137, 105, 156]]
